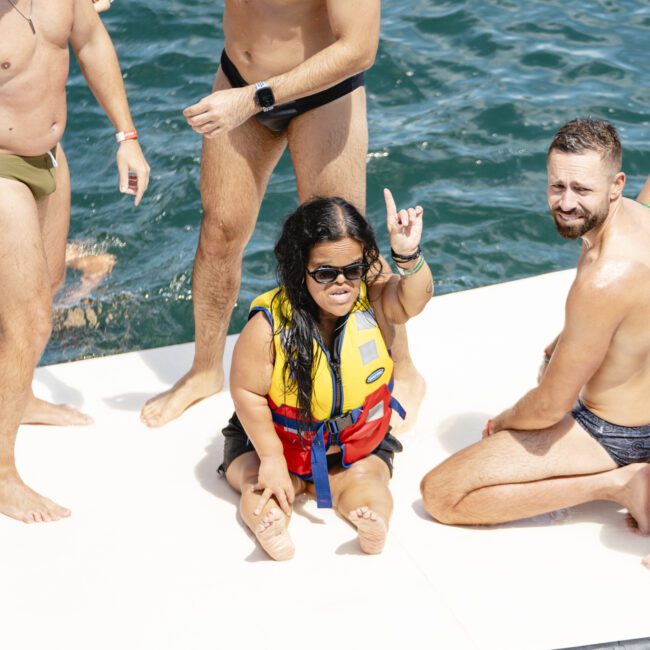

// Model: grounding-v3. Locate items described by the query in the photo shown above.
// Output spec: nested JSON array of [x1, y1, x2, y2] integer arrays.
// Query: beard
[[551, 199, 610, 240]]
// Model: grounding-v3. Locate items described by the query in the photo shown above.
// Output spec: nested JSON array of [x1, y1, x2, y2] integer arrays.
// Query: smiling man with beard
[[420, 118, 650, 566]]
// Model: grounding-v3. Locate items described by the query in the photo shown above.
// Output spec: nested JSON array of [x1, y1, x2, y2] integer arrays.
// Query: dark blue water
[[45, 0, 650, 364]]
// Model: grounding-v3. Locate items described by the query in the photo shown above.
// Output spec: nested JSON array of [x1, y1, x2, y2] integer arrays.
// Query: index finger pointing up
[[384, 188, 397, 217]]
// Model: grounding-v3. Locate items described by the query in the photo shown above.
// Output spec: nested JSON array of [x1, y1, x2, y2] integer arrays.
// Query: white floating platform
[[4, 270, 649, 650]]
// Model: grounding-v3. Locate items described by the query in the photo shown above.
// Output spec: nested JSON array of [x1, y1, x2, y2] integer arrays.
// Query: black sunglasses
[[306, 262, 369, 284]]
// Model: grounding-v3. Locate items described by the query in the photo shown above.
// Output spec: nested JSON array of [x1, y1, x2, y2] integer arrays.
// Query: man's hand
[[183, 86, 257, 139], [92, 0, 112, 13], [116, 140, 150, 206], [252, 455, 295, 517]]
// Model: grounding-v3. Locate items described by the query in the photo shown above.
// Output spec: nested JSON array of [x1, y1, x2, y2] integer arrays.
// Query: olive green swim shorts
[[0, 147, 58, 202]]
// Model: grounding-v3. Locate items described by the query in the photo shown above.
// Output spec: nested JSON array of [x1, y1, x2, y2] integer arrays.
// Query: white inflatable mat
[[3, 269, 649, 650]]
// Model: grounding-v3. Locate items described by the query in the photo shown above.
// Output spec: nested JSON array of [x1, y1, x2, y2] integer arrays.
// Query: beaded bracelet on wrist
[[391, 245, 421, 263], [395, 255, 425, 277]]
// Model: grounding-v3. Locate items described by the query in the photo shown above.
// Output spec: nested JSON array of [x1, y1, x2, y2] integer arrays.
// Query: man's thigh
[[199, 70, 287, 236], [432, 414, 620, 491], [0, 178, 52, 322], [37, 145, 71, 293], [287, 86, 368, 212]]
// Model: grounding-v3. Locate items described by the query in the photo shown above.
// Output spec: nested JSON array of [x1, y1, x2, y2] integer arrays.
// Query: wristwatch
[[254, 81, 275, 112]]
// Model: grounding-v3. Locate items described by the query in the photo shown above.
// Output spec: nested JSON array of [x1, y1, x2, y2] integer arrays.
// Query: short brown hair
[[548, 118, 622, 174]]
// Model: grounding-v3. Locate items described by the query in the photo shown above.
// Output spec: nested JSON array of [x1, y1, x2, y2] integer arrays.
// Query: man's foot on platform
[[349, 506, 387, 554], [255, 507, 295, 561], [0, 470, 71, 523], [140, 368, 223, 428], [390, 370, 426, 435], [21, 394, 93, 426], [619, 463, 650, 535]]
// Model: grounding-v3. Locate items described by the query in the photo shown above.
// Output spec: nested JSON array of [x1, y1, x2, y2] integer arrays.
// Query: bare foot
[[255, 507, 295, 561], [21, 394, 93, 426], [61, 248, 117, 305], [619, 463, 650, 534], [0, 470, 71, 523], [349, 506, 388, 554], [140, 368, 223, 427], [69, 252, 116, 279], [390, 370, 426, 435]]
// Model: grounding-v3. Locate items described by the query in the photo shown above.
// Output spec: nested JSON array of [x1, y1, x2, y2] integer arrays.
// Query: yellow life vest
[[249, 285, 404, 507]]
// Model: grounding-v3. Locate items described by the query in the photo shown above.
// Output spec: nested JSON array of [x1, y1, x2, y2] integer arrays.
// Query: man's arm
[[637, 175, 650, 205], [489, 267, 631, 433], [69, 0, 150, 204], [183, 0, 380, 138]]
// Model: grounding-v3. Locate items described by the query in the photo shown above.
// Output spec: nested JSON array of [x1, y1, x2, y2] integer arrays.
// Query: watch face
[[256, 86, 275, 110]]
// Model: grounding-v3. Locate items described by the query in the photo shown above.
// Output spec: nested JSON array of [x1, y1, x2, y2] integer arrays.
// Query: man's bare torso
[[224, 0, 334, 82], [0, 0, 73, 156], [578, 198, 650, 426]]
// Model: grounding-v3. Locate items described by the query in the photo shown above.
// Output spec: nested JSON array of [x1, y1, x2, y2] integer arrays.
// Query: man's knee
[[0, 300, 53, 360], [420, 465, 465, 525], [198, 209, 254, 259]]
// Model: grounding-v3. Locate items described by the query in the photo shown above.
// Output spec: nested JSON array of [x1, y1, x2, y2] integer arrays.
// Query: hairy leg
[[0, 178, 71, 523], [225, 451, 306, 561], [22, 146, 92, 426], [141, 71, 287, 427], [421, 415, 650, 529], [330, 455, 393, 554], [288, 88, 425, 433]]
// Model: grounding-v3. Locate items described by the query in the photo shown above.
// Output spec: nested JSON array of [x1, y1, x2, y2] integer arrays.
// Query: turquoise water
[[46, 0, 650, 365]]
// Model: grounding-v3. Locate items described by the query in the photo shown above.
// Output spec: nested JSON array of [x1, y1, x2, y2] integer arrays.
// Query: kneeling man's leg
[[0, 179, 70, 522], [421, 415, 650, 529]]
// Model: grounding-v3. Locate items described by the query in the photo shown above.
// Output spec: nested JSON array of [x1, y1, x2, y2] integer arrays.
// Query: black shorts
[[572, 399, 650, 466], [219, 50, 365, 132], [218, 412, 403, 477]]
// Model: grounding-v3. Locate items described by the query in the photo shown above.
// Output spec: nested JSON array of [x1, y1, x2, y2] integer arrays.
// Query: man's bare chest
[[0, 1, 72, 85]]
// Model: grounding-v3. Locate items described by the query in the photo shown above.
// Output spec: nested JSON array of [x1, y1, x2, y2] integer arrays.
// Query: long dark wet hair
[[273, 196, 381, 429]]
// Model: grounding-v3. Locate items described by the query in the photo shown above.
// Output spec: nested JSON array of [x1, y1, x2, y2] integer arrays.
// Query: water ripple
[[45, 0, 650, 364]]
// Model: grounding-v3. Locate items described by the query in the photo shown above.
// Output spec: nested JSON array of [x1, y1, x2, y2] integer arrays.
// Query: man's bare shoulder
[[572, 251, 648, 316]]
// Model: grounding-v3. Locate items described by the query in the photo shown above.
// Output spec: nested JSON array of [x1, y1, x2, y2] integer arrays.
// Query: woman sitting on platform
[[220, 190, 432, 560]]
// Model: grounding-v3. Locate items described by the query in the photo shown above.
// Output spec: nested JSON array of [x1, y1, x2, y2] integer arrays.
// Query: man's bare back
[[577, 197, 650, 426], [421, 119, 650, 567]]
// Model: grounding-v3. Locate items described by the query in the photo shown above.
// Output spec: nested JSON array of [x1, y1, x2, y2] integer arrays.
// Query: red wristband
[[115, 129, 138, 143], [483, 419, 492, 436]]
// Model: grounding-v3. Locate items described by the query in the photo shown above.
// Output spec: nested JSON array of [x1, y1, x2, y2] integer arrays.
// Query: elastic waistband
[[221, 49, 248, 88], [3, 146, 58, 169]]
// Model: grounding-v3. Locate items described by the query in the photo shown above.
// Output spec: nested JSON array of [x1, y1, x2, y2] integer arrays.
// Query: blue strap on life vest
[[311, 424, 333, 508], [390, 396, 406, 420]]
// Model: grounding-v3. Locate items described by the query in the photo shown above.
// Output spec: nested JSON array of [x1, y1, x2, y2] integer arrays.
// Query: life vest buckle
[[325, 411, 355, 437]]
